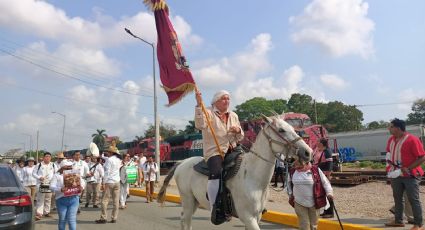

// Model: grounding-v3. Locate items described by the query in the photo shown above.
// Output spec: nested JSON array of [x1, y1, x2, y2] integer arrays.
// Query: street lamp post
[[21, 133, 33, 152], [125, 28, 160, 178], [52, 112, 66, 152]]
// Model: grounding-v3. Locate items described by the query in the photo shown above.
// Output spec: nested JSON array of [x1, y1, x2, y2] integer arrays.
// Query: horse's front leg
[[240, 216, 261, 230]]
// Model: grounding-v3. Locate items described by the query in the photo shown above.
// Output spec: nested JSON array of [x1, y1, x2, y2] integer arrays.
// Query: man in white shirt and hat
[[95, 146, 122, 224]]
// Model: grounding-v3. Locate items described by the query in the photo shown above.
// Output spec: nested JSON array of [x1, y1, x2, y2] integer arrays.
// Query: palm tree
[[134, 135, 144, 143], [92, 129, 107, 150]]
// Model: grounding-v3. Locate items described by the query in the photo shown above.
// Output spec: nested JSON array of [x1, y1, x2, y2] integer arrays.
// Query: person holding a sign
[[50, 160, 84, 230]]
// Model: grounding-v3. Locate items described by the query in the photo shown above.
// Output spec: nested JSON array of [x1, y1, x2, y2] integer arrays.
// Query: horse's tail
[[157, 162, 180, 204]]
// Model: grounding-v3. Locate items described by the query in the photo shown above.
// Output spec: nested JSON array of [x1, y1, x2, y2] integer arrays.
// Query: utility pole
[[52, 112, 66, 151], [21, 133, 33, 152], [36, 130, 39, 161], [125, 28, 161, 179], [314, 100, 318, 124]]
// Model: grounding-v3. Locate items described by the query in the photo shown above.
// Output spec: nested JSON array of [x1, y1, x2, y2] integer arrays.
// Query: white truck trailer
[[328, 124, 425, 162]]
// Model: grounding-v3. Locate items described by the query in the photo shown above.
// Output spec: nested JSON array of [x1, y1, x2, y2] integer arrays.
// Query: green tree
[[287, 93, 314, 117], [234, 97, 288, 121], [144, 122, 177, 140], [407, 99, 425, 124], [366, 120, 390, 130], [178, 120, 199, 135], [134, 135, 144, 143], [92, 129, 107, 150], [322, 102, 363, 132]]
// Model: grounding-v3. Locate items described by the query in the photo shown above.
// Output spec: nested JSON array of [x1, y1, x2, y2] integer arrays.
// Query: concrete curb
[[130, 188, 381, 230]]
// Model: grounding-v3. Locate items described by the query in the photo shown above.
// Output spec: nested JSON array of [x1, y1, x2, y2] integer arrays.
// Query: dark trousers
[[273, 167, 285, 186], [391, 177, 423, 226]]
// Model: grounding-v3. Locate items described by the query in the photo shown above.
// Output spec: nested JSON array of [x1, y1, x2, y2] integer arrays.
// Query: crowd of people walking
[[10, 145, 157, 229]]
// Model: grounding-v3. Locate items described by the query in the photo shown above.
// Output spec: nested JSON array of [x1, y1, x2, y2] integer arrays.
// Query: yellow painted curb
[[129, 188, 381, 230]]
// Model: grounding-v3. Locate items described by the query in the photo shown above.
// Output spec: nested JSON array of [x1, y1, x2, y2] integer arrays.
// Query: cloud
[[0, 80, 156, 152], [234, 65, 305, 103], [193, 33, 273, 87], [397, 88, 425, 111], [233, 65, 334, 104], [1, 42, 121, 81], [0, 0, 202, 48], [290, 0, 375, 59], [320, 74, 349, 90]]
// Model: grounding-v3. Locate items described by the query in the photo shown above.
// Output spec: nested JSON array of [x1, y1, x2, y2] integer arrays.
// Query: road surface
[[35, 195, 294, 229]]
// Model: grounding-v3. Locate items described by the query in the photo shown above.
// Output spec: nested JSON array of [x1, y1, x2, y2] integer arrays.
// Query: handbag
[[39, 184, 52, 193]]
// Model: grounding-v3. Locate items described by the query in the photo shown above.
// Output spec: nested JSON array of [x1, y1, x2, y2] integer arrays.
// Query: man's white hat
[[211, 90, 230, 105], [60, 160, 73, 168]]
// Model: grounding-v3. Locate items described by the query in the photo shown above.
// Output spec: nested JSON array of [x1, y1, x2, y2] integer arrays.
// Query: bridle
[[249, 123, 302, 165]]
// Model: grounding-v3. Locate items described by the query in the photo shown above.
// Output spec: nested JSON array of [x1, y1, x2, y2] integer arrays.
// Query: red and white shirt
[[386, 132, 425, 177]]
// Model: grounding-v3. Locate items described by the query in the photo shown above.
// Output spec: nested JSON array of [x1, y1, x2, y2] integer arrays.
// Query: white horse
[[157, 116, 312, 230]]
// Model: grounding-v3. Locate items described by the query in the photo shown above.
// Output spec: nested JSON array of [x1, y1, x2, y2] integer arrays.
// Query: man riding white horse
[[194, 89, 244, 221]]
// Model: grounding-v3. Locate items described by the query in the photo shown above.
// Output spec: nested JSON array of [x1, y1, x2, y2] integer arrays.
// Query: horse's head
[[261, 115, 312, 162]]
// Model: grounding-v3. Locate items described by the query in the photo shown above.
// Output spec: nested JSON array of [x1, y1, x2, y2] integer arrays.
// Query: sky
[[0, 0, 424, 153]]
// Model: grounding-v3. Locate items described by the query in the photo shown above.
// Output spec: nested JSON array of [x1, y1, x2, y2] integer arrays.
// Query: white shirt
[[50, 172, 85, 200], [22, 165, 37, 186], [72, 160, 89, 178], [87, 162, 104, 183], [290, 168, 333, 208], [103, 155, 121, 184], [143, 162, 158, 182], [138, 156, 147, 169], [14, 166, 25, 183], [32, 161, 55, 187]]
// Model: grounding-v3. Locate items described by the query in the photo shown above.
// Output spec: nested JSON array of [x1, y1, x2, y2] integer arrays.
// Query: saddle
[[193, 145, 244, 180], [193, 145, 245, 225]]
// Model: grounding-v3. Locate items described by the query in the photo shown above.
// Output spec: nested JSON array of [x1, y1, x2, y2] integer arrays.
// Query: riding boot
[[207, 179, 220, 211]]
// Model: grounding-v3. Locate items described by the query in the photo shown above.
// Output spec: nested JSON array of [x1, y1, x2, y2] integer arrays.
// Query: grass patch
[[342, 161, 385, 169]]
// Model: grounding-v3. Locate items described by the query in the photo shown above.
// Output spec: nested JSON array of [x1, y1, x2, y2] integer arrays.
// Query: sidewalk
[[131, 179, 409, 230]]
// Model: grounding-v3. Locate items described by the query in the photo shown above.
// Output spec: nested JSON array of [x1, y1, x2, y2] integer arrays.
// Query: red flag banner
[[144, 0, 196, 106]]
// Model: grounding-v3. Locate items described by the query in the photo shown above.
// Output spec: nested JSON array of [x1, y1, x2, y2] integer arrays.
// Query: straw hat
[[56, 152, 65, 159], [107, 146, 119, 154]]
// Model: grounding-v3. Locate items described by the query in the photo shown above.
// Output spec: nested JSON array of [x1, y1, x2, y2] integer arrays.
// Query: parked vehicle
[[0, 164, 33, 230], [240, 112, 329, 151], [164, 133, 202, 167], [329, 124, 425, 162]]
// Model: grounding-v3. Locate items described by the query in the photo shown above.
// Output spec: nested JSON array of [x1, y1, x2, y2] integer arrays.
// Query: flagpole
[[195, 86, 224, 159]]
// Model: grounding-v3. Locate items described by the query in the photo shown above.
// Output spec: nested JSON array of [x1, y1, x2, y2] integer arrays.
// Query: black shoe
[[77, 208, 81, 214], [85, 203, 89, 208], [93, 205, 99, 208], [321, 214, 334, 218], [110, 220, 116, 223], [95, 219, 107, 224]]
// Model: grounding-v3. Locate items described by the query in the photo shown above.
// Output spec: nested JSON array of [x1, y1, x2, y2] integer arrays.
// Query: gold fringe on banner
[[143, 0, 168, 11], [161, 83, 196, 106]]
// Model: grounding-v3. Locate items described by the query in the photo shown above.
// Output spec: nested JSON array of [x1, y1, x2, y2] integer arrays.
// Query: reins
[[247, 123, 302, 165]]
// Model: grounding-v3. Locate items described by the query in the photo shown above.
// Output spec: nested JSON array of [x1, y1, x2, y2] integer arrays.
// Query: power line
[[355, 101, 416, 107], [0, 37, 154, 94], [0, 80, 154, 116], [0, 48, 153, 98], [0, 80, 191, 123]]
